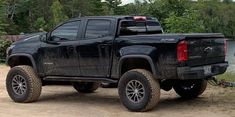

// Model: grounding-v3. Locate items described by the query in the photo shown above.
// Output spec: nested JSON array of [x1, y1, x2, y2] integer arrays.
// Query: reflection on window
[[85, 20, 111, 38], [51, 21, 80, 41], [120, 21, 162, 36]]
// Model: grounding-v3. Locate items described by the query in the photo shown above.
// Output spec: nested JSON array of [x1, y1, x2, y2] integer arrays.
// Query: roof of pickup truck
[[68, 16, 157, 21]]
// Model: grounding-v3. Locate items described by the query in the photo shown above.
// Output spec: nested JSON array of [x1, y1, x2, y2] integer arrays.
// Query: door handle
[[99, 44, 108, 49], [67, 46, 74, 52]]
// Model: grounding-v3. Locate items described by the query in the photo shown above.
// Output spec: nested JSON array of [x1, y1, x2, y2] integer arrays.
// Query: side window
[[85, 20, 111, 39], [51, 21, 80, 41]]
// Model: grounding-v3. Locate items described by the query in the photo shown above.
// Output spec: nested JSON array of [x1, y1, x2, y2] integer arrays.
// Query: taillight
[[133, 16, 147, 21], [177, 40, 188, 62], [224, 39, 227, 55]]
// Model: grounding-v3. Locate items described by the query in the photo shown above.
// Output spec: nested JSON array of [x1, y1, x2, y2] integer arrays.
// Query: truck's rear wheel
[[73, 82, 100, 93], [6, 65, 42, 103], [118, 69, 160, 112], [173, 79, 207, 99]]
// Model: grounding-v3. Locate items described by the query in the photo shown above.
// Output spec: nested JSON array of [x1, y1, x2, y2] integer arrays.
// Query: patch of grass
[[0, 59, 5, 64], [0, 61, 6, 65], [217, 72, 235, 82], [0, 63, 5, 65]]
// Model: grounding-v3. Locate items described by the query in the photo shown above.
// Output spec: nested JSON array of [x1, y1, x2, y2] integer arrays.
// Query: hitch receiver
[[208, 77, 235, 88]]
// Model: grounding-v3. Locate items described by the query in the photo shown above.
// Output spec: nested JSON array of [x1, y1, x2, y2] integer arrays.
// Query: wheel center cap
[[134, 89, 138, 94], [19, 83, 23, 87]]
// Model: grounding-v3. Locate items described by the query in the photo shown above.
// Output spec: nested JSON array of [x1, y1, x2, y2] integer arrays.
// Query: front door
[[39, 20, 81, 76]]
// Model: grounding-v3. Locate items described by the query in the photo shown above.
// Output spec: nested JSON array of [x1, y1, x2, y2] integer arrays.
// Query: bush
[[164, 10, 205, 33], [0, 39, 12, 63], [217, 73, 235, 82]]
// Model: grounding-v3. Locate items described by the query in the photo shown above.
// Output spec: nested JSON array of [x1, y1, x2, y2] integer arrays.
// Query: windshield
[[119, 20, 163, 36]]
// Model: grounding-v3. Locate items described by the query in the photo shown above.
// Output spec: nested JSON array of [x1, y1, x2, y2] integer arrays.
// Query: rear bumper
[[177, 62, 228, 80]]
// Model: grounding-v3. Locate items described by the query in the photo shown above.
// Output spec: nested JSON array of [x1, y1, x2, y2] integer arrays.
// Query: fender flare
[[118, 55, 158, 78], [6, 53, 37, 72]]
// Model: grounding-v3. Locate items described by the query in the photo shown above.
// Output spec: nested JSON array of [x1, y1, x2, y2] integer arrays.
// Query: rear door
[[76, 18, 115, 77]]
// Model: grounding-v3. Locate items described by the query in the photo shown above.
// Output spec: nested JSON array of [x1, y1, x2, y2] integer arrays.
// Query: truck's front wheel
[[6, 65, 42, 103], [173, 79, 207, 99], [118, 69, 160, 112], [73, 82, 100, 93]]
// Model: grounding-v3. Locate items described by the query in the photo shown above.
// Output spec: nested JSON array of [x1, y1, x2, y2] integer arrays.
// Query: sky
[[122, 0, 135, 5], [101, 0, 136, 5], [118, 0, 235, 5]]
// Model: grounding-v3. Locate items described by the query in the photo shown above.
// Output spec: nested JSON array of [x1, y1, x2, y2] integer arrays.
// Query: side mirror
[[40, 34, 47, 42], [40, 33, 59, 44]]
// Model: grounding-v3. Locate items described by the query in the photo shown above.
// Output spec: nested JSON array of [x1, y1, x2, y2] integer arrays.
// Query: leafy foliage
[[0, 0, 235, 62], [0, 0, 234, 38], [33, 17, 46, 32], [0, 40, 11, 63], [0, 0, 6, 35], [105, 0, 122, 14], [50, 0, 68, 28], [147, 0, 190, 22], [164, 10, 205, 33], [196, 0, 235, 38]]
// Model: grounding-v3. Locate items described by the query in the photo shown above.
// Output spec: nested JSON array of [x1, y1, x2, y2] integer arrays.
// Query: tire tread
[[6, 65, 42, 103], [132, 69, 160, 112], [118, 69, 160, 112]]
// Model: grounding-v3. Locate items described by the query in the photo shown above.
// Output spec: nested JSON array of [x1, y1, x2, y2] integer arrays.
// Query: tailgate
[[186, 35, 226, 66]]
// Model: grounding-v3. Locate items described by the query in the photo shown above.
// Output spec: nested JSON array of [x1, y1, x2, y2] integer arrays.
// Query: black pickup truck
[[6, 16, 228, 112]]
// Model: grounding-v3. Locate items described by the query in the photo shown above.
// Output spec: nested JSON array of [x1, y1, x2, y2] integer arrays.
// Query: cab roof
[[68, 16, 158, 21]]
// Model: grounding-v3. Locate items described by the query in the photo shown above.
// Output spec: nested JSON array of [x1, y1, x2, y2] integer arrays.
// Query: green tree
[[105, 0, 122, 15], [61, 0, 106, 17], [0, 0, 6, 35], [148, 0, 190, 22], [33, 17, 46, 31], [49, 0, 68, 27], [61, 0, 90, 17], [4, 0, 51, 33], [89, 0, 105, 16], [223, 0, 233, 4], [1, 0, 235, 39], [164, 10, 205, 33], [196, 0, 235, 38], [122, 0, 149, 15]]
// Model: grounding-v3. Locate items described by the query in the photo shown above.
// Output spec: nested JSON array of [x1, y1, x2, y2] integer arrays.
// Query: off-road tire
[[173, 79, 207, 99], [6, 65, 42, 103], [73, 82, 100, 93], [118, 69, 160, 112]]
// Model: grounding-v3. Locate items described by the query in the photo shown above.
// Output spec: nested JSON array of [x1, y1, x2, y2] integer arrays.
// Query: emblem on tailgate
[[204, 47, 213, 53]]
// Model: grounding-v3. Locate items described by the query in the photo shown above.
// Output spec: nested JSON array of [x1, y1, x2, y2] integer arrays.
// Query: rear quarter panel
[[111, 35, 179, 79]]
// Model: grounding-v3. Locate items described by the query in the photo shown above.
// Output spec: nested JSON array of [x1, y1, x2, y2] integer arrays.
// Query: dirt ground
[[0, 65, 234, 117]]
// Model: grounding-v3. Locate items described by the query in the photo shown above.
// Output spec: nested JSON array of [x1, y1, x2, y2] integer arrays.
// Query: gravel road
[[0, 65, 234, 117]]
